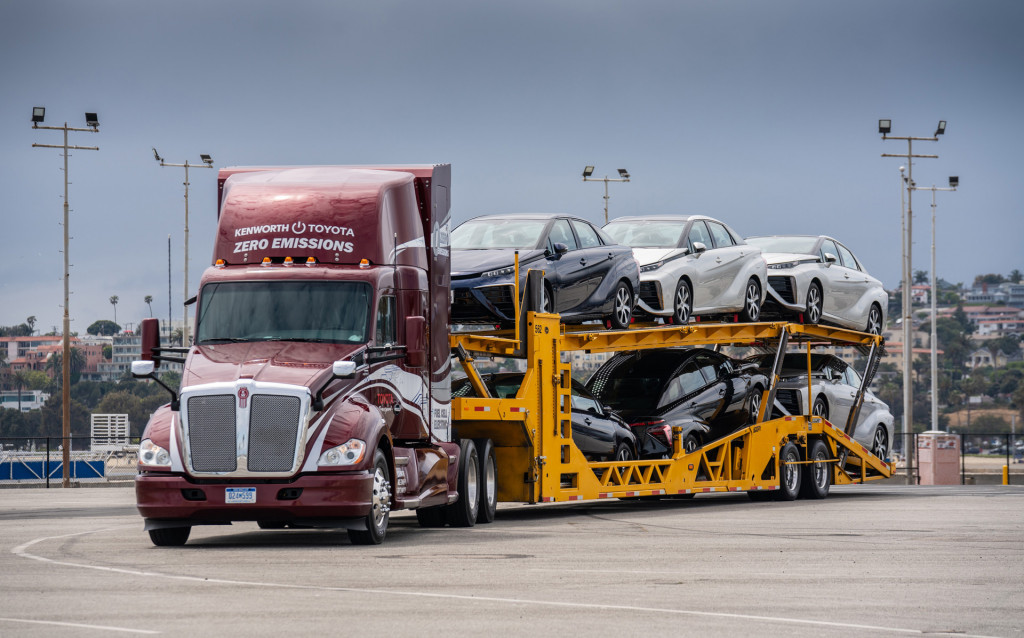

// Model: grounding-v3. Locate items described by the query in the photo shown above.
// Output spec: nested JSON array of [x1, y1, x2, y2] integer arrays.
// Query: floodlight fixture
[[949, 175, 958, 188], [935, 120, 946, 136], [200, 154, 213, 165], [582, 166, 594, 178], [878, 119, 891, 135], [617, 168, 630, 179], [32, 106, 45, 123], [85, 112, 99, 128]]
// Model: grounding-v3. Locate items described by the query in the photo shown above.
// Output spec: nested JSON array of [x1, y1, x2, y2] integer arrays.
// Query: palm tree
[[11, 369, 30, 411], [47, 347, 87, 386], [110, 295, 120, 329], [26, 316, 36, 335], [144, 295, 154, 317]]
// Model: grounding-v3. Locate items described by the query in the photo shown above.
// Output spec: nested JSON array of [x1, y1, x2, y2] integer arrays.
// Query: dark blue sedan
[[450, 214, 640, 328]]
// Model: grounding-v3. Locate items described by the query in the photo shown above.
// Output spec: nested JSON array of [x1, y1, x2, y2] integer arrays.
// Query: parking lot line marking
[[11, 526, 1000, 638], [0, 616, 159, 634]]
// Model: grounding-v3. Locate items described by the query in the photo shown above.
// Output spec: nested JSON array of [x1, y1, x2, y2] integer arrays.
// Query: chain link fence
[[0, 436, 139, 487]]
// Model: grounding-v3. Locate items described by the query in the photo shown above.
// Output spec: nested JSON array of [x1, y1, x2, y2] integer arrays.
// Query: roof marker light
[[305, 257, 317, 266], [215, 259, 226, 268], [283, 256, 294, 266], [359, 258, 370, 269], [261, 257, 272, 267]]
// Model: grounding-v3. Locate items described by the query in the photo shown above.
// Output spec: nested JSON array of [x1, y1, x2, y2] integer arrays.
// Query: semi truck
[[132, 164, 892, 547]]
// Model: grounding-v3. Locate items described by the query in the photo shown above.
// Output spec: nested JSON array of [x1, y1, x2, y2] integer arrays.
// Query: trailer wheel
[[348, 449, 391, 545], [475, 438, 497, 524], [776, 441, 802, 501], [799, 439, 831, 499], [446, 439, 479, 527], [148, 526, 190, 547]]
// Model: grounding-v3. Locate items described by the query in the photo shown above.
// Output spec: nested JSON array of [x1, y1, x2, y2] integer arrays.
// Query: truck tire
[[799, 439, 831, 499], [475, 438, 498, 524], [148, 526, 190, 547], [776, 441, 802, 501], [446, 439, 479, 527], [348, 449, 391, 545]]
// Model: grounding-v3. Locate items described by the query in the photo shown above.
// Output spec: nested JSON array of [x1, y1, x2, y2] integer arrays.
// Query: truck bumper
[[136, 471, 374, 524]]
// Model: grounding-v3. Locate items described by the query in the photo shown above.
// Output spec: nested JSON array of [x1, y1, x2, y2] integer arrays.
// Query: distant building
[[0, 389, 50, 411], [963, 282, 1024, 308]]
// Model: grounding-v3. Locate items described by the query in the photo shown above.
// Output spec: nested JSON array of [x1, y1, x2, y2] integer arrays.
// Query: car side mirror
[[692, 242, 707, 255], [551, 242, 569, 257], [824, 252, 837, 265]]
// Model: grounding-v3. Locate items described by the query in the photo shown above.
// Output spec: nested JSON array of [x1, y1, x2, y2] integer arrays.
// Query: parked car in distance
[[745, 352, 894, 460], [585, 348, 768, 458], [602, 215, 766, 324], [452, 372, 638, 461], [744, 234, 887, 334], [450, 214, 640, 329]]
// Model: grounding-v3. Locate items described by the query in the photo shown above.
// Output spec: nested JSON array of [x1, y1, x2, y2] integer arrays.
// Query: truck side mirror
[[406, 315, 426, 368], [131, 359, 179, 411], [312, 359, 360, 411], [139, 318, 160, 366]]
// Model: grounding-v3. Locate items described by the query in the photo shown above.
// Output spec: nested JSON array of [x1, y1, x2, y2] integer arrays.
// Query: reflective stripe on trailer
[[508, 406, 527, 413], [472, 406, 491, 412]]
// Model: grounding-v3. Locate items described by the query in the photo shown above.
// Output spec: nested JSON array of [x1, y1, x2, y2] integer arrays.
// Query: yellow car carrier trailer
[[449, 309, 892, 507]]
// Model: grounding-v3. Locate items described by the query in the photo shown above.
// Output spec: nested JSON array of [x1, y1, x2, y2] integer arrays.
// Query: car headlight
[[139, 438, 171, 468], [640, 261, 663, 273], [318, 438, 366, 466], [482, 266, 515, 278], [768, 261, 801, 269]]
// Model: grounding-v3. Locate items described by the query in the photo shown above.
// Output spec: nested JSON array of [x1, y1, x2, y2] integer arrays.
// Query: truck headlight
[[318, 438, 366, 466], [482, 266, 515, 278], [139, 439, 171, 468]]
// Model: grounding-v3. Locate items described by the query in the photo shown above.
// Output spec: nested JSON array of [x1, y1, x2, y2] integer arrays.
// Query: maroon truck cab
[[135, 165, 455, 544]]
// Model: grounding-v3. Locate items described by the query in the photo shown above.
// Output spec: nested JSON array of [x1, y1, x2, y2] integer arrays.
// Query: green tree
[[26, 316, 36, 334], [10, 370, 31, 410], [87, 320, 120, 336], [1008, 269, 1022, 284], [109, 295, 120, 328], [144, 295, 154, 317], [913, 269, 929, 285], [974, 273, 1006, 287], [46, 347, 87, 386]]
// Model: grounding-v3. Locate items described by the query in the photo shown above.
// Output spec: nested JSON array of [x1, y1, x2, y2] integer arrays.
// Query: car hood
[[761, 252, 819, 266], [451, 249, 546, 276], [182, 341, 364, 390], [632, 248, 683, 266]]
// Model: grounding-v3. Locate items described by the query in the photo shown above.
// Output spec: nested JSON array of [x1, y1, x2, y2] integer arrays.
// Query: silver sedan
[[745, 234, 887, 334], [749, 353, 894, 460]]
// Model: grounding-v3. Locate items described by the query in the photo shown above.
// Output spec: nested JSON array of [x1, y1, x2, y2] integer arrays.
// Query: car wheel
[[776, 441, 802, 501], [871, 425, 889, 460], [614, 441, 634, 462], [812, 395, 828, 421], [475, 438, 498, 524], [866, 304, 883, 335], [748, 385, 763, 425], [799, 438, 831, 499], [673, 279, 693, 325], [607, 281, 633, 330], [148, 526, 190, 547], [740, 278, 762, 322], [805, 282, 823, 325], [683, 433, 700, 454], [446, 439, 479, 528], [348, 449, 391, 545]]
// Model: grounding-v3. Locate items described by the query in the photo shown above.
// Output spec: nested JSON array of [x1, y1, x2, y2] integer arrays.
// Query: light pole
[[30, 107, 100, 488], [582, 166, 630, 225], [154, 150, 214, 346], [879, 119, 945, 483], [911, 176, 958, 433]]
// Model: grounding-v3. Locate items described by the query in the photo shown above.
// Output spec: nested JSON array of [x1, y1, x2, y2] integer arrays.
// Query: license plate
[[225, 487, 256, 504]]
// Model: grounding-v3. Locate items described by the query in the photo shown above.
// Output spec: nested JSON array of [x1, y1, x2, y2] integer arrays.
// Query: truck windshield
[[196, 281, 372, 344]]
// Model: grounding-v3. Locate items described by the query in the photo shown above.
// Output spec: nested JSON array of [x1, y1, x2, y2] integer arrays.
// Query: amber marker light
[[283, 256, 294, 266], [215, 259, 226, 268], [359, 258, 370, 269], [261, 257, 272, 267], [305, 257, 317, 266]]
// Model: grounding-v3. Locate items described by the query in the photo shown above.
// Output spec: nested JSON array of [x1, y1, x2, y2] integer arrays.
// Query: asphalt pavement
[[1, 484, 1022, 637]]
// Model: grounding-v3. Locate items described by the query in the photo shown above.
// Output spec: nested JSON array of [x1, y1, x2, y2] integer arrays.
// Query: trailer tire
[[446, 439, 479, 528], [799, 439, 831, 499], [776, 441, 802, 501], [149, 526, 190, 547], [475, 438, 498, 524], [348, 449, 391, 545]]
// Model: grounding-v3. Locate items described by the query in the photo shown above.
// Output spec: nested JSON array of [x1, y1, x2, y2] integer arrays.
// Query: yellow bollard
[[1003, 465, 1009, 486]]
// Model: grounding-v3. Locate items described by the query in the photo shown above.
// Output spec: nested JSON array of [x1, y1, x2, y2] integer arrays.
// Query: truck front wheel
[[348, 449, 391, 545], [446, 439, 479, 527]]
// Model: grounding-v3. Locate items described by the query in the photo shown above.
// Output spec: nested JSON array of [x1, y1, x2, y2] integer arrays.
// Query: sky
[[2, 0, 1022, 335]]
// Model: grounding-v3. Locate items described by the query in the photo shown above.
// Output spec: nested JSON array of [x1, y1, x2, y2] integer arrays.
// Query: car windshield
[[196, 281, 372, 344], [603, 220, 687, 248], [451, 218, 547, 250], [746, 236, 819, 254]]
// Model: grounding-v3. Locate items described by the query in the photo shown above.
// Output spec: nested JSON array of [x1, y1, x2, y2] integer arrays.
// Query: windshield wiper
[[199, 337, 253, 344]]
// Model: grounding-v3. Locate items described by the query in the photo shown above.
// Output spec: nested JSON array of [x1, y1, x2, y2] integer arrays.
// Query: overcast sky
[[2, 0, 1022, 334]]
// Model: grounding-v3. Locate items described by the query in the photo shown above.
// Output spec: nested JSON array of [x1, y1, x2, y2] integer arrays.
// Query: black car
[[450, 214, 640, 328], [452, 372, 638, 462], [585, 348, 768, 458]]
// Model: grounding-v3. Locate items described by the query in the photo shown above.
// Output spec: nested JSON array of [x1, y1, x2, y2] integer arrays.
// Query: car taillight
[[631, 419, 671, 442]]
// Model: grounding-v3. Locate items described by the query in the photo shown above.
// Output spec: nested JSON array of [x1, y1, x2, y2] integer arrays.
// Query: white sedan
[[745, 234, 887, 334], [603, 215, 767, 324]]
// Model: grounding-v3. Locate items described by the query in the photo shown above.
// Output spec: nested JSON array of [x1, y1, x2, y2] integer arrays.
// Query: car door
[[544, 218, 584, 311], [660, 358, 725, 424], [684, 220, 716, 311], [570, 220, 615, 309], [704, 221, 747, 311], [570, 381, 618, 458], [835, 242, 872, 325], [817, 239, 849, 319]]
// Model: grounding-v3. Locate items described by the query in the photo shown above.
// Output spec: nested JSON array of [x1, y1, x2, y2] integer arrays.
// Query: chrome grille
[[247, 395, 301, 472], [187, 395, 237, 472]]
